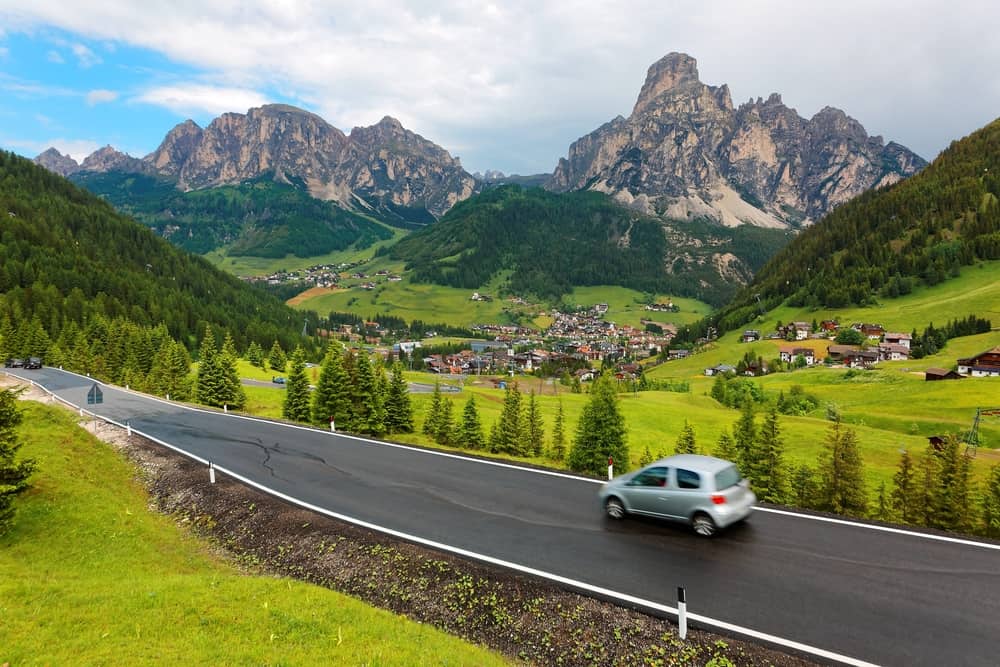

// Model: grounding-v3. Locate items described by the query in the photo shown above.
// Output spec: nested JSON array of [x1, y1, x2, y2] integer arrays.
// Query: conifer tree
[[282, 347, 311, 422], [491, 382, 524, 455], [525, 390, 545, 456], [713, 429, 739, 462], [790, 465, 818, 509], [312, 345, 352, 430], [817, 418, 868, 516], [351, 352, 376, 432], [891, 449, 918, 524], [638, 445, 655, 467], [368, 365, 389, 437], [568, 374, 628, 476], [460, 395, 485, 450], [733, 402, 757, 472], [436, 395, 454, 445], [931, 435, 976, 532], [268, 340, 286, 373], [219, 332, 246, 410], [674, 420, 697, 455], [384, 361, 414, 433], [873, 481, 892, 522], [749, 407, 788, 503], [195, 325, 225, 407], [0, 388, 36, 535], [914, 445, 940, 527], [245, 341, 265, 368], [424, 382, 445, 438], [981, 464, 1000, 538], [549, 401, 567, 461]]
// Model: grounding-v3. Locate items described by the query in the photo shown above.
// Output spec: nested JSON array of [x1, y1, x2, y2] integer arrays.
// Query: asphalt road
[[10, 367, 1000, 666]]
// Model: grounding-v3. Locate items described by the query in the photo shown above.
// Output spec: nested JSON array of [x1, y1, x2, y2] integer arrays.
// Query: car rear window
[[676, 468, 701, 489], [715, 465, 741, 490]]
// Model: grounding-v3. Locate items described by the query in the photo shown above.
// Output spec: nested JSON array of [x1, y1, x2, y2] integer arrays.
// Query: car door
[[659, 466, 704, 520], [620, 466, 670, 515]]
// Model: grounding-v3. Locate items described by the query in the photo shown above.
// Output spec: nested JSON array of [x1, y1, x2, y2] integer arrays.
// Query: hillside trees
[[282, 347, 312, 422], [816, 418, 868, 516], [384, 361, 414, 434], [312, 344, 352, 429], [0, 388, 36, 535]]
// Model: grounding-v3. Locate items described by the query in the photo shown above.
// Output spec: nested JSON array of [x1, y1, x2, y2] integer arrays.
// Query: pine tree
[[385, 361, 414, 433], [0, 388, 37, 535], [549, 401, 567, 461], [367, 361, 388, 437], [491, 382, 524, 455], [268, 340, 286, 373], [638, 445, 655, 467], [816, 418, 868, 517], [219, 332, 246, 410], [873, 481, 891, 522], [460, 395, 485, 450], [891, 449, 918, 524], [713, 429, 739, 462], [312, 345, 352, 429], [436, 395, 454, 445], [790, 465, 818, 509], [195, 325, 226, 407], [749, 407, 788, 503], [981, 464, 1000, 538], [525, 390, 545, 457], [351, 352, 376, 433], [424, 382, 445, 438], [732, 402, 757, 472], [674, 420, 697, 455], [245, 341, 265, 368], [282, 347, 311, 422], [914, 445, 940, 527], [568, 374, 628, 476], [932, 435, 976, 532]]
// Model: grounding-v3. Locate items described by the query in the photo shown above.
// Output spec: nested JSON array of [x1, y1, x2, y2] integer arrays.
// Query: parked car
[[4, 358, 24, 368], [598, 454, 756, 537], [271, 376, 286, 384], [24, 357, 43, 369]]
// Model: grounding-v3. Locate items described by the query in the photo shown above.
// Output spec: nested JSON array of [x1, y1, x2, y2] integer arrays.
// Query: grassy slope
[[0, 401, 507, 666]]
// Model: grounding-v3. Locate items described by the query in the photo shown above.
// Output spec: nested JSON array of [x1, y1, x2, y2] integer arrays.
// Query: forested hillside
[[0, 151, 313, 352], [386, 186, 792, 306], [708, 118, 1000, 334], [72, 171, 393, 257]]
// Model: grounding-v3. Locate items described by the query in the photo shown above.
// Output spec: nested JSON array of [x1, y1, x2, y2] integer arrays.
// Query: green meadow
[[0, 401, 509, 666]]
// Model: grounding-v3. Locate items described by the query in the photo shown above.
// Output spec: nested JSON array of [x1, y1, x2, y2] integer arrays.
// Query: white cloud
[[47, 49, 64, 63], [0, 46, 8, 59], [2, 0, 999, 172], [134, 84, 270, 117], [86, 88, 118, 105], [70, 42, 101, 67]]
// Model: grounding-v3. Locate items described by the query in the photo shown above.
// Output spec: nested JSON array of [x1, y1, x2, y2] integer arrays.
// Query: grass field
[[0, 401, 508, 666], [204, 223, 408, 277]]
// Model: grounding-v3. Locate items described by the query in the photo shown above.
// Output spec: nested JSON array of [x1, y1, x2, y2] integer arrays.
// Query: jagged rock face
[[550, 52, 927, 227], [36, 104, 475, 219], [34, 148, 80, 177], [80, 145, 151, 174]]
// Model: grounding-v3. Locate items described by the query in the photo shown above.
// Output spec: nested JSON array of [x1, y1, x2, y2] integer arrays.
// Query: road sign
[[87, 383, 103, 405]]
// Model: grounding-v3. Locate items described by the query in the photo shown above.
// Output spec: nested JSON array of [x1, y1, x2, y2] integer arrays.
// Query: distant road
[[10, 366, 1000, 667]]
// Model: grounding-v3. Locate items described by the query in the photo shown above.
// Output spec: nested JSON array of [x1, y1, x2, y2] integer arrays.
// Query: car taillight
[[711, 495, 726, 505]]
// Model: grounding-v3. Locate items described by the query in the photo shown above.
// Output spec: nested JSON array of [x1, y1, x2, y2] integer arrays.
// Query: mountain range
[[35, 52, 924, 233]]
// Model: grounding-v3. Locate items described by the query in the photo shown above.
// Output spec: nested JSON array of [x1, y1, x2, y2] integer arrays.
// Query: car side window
[[631, 466, 668, 487], [676, 468, 701, 489]]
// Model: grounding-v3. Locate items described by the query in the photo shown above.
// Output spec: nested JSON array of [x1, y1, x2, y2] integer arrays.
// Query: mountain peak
[[633, 52, 702, 115], [34, 147, 80, 177]]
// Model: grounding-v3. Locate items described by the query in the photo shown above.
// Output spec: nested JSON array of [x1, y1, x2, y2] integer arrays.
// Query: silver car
[[598, 454, 756, 537]]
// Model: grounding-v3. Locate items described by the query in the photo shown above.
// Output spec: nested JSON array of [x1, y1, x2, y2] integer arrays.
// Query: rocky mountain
[[35, 104, 476, 224], [549, 52, 927, 228]]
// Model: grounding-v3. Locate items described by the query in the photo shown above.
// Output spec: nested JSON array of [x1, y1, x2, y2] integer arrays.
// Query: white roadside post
[[223, 404, 228, 413], [677, 587, 687, 639], [209, 462, 216, 484], [330, 416, 336, 432], [607, 456, 614, 480], [126, 421, 131, 438]]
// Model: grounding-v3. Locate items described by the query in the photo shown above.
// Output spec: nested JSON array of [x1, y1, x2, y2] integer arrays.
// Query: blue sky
[[1, 1, 999, 175]]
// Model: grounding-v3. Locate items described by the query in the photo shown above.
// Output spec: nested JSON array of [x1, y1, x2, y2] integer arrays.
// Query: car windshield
[[715, 465, 742, 490]]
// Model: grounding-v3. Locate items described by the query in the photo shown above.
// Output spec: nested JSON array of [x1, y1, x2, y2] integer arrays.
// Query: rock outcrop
[[549, 52, 926, 227], [36, 104, 475, 220], [33, 148, 80, 177]]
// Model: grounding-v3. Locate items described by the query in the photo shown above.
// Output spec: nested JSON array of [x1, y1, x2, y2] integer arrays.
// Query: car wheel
[[605, 497, 627, 520], [692, 513, 717, 537]]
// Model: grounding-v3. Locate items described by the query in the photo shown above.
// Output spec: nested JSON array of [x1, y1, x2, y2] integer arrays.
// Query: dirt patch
[[7, 378, 817, 666], [286, 285, 341, 307]]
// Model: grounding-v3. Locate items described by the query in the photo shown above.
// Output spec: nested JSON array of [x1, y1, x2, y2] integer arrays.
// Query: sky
[[1, 1, 998, 176]]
